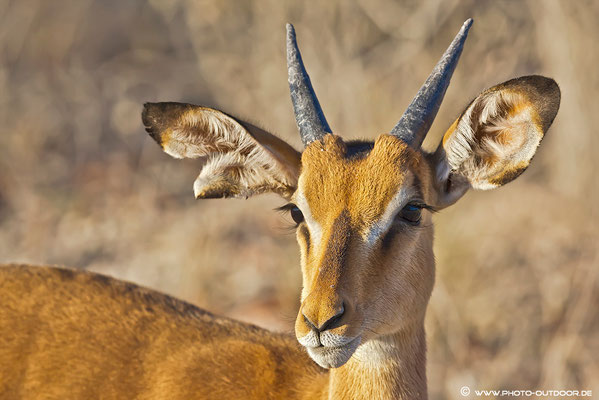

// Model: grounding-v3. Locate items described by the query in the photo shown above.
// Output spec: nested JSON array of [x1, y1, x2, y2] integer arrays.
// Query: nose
[[302, 301, 346, 332]]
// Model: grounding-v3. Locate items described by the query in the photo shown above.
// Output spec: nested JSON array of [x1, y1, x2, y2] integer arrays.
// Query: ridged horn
[[286, 23, 332, 147], [391, 18, 473, 147]]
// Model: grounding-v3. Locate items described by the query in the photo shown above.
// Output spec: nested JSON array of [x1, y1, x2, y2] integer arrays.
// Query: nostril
[[303, 313, 318, 332], [319, 302, 345, 332]]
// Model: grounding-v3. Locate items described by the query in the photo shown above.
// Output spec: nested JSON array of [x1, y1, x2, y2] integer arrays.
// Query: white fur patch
[[301, 335, 362, 369], [163, 109, 295, 198], [443, 91, 542, 190], [294, 187, 323, 253], [297, 330, 321, 348], [363, 185, 412, 245], [320, 331, 355, 348], [297, 328, 357, 349], [352, 335, 404, 368]]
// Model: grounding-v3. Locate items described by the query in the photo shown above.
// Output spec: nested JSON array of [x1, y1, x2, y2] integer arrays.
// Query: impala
[[0, 19, 560, 399]]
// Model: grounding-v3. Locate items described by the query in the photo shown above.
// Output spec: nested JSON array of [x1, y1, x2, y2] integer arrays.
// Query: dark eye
[[398, 203, 422, 224], [290, 205, 305, 225]]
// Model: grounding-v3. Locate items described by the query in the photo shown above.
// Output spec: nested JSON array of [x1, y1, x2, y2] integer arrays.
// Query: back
[[0, 265, 325, 400]]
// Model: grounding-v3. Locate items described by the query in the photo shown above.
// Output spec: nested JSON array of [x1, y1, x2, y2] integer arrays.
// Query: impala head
[[142, 20, 560, 369]]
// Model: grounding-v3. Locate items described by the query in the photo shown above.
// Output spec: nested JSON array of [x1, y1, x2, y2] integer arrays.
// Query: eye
[[398, 203, 423, 224], [289, 205, 305, 225]]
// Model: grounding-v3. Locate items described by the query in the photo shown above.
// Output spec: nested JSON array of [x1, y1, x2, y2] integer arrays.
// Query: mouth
[[305, 335, 361, 369]]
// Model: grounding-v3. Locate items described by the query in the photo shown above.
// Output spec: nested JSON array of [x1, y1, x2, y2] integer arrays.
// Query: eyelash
[[393, 201, 437, 227], [408, 202, 436, 212], [278, 202, 436, 226], [276, 203, 305, 227]]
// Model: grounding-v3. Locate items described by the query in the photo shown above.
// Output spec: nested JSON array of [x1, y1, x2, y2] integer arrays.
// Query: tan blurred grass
[[0, 0, 597, 398]]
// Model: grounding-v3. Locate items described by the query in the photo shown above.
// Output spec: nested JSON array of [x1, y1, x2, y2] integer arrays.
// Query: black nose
[[303, 303, 345, 333]]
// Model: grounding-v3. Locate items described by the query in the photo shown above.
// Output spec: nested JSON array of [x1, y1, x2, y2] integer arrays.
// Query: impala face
[[143, 19, 560, 372], [290, 135, 435, 368]]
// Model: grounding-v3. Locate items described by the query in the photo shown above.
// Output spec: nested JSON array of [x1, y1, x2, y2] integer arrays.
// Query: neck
[[325, 324, 427, 400]]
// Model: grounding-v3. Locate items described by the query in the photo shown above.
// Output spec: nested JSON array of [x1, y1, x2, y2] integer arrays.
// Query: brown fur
[[0, 74, 559, 399], [292, 134, 434, 397], [294, 134, 433, 340], [0, 265, 326, 399]]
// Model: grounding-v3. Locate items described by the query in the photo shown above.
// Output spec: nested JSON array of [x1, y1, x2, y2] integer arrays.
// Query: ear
[[430, 75, 560, 208], [142, 102, 301, 199]]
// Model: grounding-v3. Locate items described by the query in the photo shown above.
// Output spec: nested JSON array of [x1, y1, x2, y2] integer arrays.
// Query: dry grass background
[[0, 0, 597, 398]]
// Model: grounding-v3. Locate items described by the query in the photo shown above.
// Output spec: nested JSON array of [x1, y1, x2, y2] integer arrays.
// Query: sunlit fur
[[0, 265, 326, 399], [293, 135, 434, 366], [0, 76, 559, 399], [290, 134, 436, 398]]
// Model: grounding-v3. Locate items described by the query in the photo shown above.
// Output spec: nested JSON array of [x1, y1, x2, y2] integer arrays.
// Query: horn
[[391, 19, 473, 147], [286, 23, 332, 147]]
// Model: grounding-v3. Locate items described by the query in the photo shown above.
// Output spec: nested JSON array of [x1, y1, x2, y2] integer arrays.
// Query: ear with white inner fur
[[142, 102, 301, 199], [430, 75, 560, 208]]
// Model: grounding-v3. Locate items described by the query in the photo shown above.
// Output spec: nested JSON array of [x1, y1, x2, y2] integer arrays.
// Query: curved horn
[[286, 23, 332, 147], [391, 19, 473, 147]]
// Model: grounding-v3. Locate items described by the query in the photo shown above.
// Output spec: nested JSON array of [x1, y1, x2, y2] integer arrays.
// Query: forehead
[[295, 134, 422, 225]]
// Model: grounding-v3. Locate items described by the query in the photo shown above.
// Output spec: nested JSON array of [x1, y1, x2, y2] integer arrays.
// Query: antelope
[[0, 19, 560, 399]]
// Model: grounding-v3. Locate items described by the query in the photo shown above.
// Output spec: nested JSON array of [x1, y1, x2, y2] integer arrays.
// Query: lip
[[305, 335, 361, 369]]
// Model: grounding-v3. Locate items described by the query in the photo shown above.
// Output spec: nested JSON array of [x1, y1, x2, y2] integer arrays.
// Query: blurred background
[[0, 0, 597, 398]]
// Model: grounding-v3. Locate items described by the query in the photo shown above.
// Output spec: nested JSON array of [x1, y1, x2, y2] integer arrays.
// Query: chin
[[306, 336, 361, 369]]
